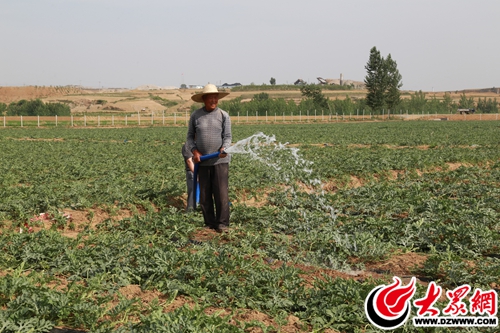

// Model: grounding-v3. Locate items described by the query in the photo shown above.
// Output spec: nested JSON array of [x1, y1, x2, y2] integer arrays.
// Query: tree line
[[203, 89, 497, 117], [190, 46, 497, 116], [0, 99, 71, 116]]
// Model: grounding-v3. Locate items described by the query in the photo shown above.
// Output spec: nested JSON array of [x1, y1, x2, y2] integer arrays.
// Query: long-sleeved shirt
[[186, 106, 232, 166]]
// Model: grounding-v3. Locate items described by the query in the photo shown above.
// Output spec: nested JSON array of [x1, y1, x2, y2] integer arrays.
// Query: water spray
[[191, 132, 336, 220]]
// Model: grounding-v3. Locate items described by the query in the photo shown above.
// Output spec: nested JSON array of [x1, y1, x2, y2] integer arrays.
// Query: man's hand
[[186, 157, 195, 173], [192, 149, 202, 164], [219, 148, 227, 158]]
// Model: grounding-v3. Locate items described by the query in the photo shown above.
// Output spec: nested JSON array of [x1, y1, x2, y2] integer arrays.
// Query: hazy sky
[[1, 0, 499, 91]]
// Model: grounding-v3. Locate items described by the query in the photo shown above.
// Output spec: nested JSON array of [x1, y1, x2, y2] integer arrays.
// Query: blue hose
[[192, 151, 222, 209]]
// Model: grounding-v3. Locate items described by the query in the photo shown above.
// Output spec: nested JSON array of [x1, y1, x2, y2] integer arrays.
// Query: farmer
[[181, 142, 195, 212], [186, 83, 232, 233]]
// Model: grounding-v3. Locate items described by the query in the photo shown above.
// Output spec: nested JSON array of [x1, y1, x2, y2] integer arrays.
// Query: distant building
[[136, 84, 178, 90]]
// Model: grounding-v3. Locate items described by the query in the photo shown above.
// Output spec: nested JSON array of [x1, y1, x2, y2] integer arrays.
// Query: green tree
[[476, 97, 498, 113], [6, 99, 70, 116], [458, 93, 475, 109], [442, 92, 455, 113], [364, 47, 403, 113], [300, 84, 329, 110], [364, 47, 385, 112], [408, 90, 427, 113], [270, 77, 276, 85], [384, 54, 402, 110]]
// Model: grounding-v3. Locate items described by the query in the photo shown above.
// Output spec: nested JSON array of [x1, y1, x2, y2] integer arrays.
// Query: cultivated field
[[0, 120, 499, 332]]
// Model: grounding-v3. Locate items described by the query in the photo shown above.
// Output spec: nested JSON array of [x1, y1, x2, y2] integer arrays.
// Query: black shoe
[[216, 224, 229, 233]]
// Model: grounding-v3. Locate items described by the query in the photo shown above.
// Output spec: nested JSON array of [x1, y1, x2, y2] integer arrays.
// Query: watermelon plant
[[0, 121, 499, 332]]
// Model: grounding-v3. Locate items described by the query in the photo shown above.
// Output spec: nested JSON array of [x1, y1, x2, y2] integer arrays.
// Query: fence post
[[112, 115, 114, 126], [3, 116, 5, 127], [138, 112, 140, 126], [125, 115, 127, 126], [238, 112, 240, 124], [151, 112, 154, 125], [71, 115, 74, 127], [84, 115, 87, 126], [21, 116, 23, 127], [163, 111, 165, 125], [38, 115, 40, 127], [56, 115, 58, 127]]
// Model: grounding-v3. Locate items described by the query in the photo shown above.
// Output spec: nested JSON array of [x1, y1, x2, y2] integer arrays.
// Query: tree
[[364, 47, 385, 112], [384, 54, 402, 110], [6, 99, 70, 116], [442, 92, 455, 114], [253, 92, 269, 101], [364, 47, 403, 113], [270, 77, 276, 85], [458, 93, 475, 109], [477, 97, 498, 113], [300, 84, 329, 109]]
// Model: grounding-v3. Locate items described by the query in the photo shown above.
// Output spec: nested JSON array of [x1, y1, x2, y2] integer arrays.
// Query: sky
[[1, 0, 499, 92]]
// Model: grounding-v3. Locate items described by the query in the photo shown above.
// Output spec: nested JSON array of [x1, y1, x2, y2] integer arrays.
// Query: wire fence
[[1, 111, 499, 128]]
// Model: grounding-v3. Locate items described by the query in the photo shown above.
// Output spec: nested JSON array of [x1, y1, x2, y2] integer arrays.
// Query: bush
[[6, 99, 70, 116]]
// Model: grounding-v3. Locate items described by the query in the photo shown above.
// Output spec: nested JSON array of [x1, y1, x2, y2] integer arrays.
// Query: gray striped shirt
[[186, 107, 232, 166]]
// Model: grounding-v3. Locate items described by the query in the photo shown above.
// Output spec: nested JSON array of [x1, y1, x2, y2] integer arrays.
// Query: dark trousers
[[198, 163, 230, 228]]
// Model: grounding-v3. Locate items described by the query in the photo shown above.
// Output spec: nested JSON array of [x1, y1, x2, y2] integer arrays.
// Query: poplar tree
[[384, 54, 403, 110], [364, 47, 403, 113]]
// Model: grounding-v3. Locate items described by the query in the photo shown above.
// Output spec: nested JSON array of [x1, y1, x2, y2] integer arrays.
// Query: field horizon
[[1, 85, 499, 117]]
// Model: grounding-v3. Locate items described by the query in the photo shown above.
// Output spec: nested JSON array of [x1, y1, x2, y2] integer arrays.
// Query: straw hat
[[191, 84, 230, 103]]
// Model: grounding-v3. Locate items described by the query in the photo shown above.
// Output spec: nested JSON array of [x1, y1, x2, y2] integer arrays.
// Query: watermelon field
[[0, 120, 499, 332]]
